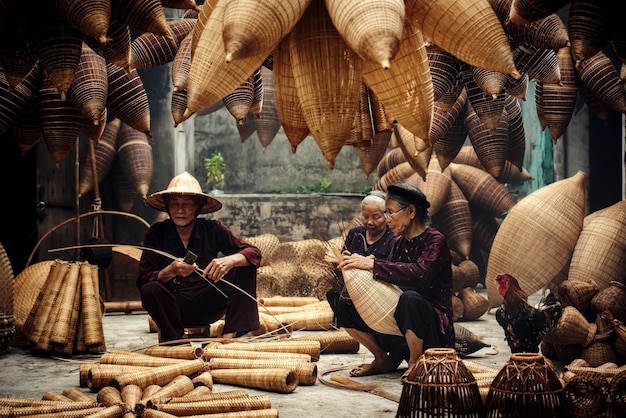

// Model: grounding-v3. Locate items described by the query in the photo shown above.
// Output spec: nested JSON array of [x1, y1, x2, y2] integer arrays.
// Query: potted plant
[[204, 152, 226, 194]]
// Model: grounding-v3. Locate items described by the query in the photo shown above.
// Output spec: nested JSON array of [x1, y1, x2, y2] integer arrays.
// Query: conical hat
[[145, 171, 222, 214]]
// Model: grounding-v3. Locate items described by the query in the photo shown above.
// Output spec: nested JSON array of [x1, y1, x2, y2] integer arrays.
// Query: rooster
[[495, 273, 562, 353]]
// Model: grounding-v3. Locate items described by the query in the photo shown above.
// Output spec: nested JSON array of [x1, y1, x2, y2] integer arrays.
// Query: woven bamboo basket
[[100, 350, 188, 367], [52, 0, 110, 41], [112, 0, 171, 40], [39, 76, 83, 166], [485, 353, 565, 417], [84, 18, 131, 70], [211, 368, 298, 394], [452, 260, 481, 293], [426, 43, 462, 104], [610, 369, 626, 414], [471, 211, 499, 253], [452, 145, 533, 184], [144, 409, 279, 418], [222, 0, 309, 62], [0, 401, 105, 416], [255, 67, 282, 150], [289, 0, 362, 169], [464, 102, 509, 180], [430, 87, 467, 163], [117, 122, 153, 198], [374, 161, 416, 192], [143, 384, 163, 400], [121, 384, 142, 416], [130, 19, 192, 69], [209, 358, 316, 386], [406, 158, 451, 217], [272, 306, 336, 332], [109, 160, 140, 212], [219, 340, 320, 360], [106, 62, 151, 136], [63, 387, 95, 402], [150, 389, 249, 405], [508, 11, 568, 50], [162, 0, 201, 12], [273, 35, 310, 153], [12, 260, 55, 341], [325, 245, 403, 336], [66, 43, 108, 127], [580, 334, 618, 368], [513, 42, 560, 85], [185, 0, 275, 121], [85, 364, 152, 391], [411, 0, 518, 77], [140, 375, 195, 405], [552, 306, 597, 348], [452, 294, 464, 321], [171, 33, 192, 92], [454, 324, 491, 358], [11, 89, 43, 156], [505, 71, 529, 101], [503, 94, 526, 169], [203, 347, 311, 363], [111, 359, 207, 390], [178, 385, 213, 400], [376, 147, 406, 179], [78, 118, 120, 197], [569, 200, 626, 292], [397, 348, 485, 417], [562, 371, 610, 418], [432, 181, 473, 260], [447, 163, 517, 219], [171, 89, 189, 127], [556, 279, 599, 318], [32, 14, 83, 97], [458, 287, 489, 321], [464, 72, 505, 133], [362, 16, 432, 142], [152, 395, 273, 416], [326, 0, 403, 69], [542, 46, 578, 141], [568, 0, 614, 64], [291, 329, 360, 354], [97, 385, 123, 407], [471, 65, 507, 100], [223, 76, 254, 126], [577, 50, 626, 114], [248, 66, 263, 117], [486, 171, 586, 307], [145, 346, 204, 360], [191, 370, 213, 390], [48, 262, 81, 348]]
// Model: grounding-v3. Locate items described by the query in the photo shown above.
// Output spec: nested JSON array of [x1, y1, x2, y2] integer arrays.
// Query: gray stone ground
[[0, 287, 558, 417]]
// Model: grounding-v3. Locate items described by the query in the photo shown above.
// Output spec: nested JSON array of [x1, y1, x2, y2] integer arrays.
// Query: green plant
[[204, 152, 226, 191], [297, 177, 332, 194]]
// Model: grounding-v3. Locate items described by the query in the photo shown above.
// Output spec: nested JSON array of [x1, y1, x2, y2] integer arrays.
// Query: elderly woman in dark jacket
[[336, 182, 455, 379]]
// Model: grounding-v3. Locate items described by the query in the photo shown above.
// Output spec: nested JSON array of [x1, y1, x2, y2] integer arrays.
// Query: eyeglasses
[[384, 206, 407, 221]]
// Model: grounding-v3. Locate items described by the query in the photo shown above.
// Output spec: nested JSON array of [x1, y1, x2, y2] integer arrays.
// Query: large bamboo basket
[[67, 43, 108, 126], [471, 211, 500, 253], [556, 279, 599, 318], [408, 0, 518, 78], [112, 0, 171, 41], [471, 65, 507, 99], [568, 200, 626, 292], [447, 163, 517, 218], [53, 0, 110, 42], [211, 368, 299, 394], [255, 66, 282, 151], [326, 246, 403, 336], [273, 35, 309, 153], [171, 33, 192, 92], [32, 13, 83, 97], [325, 0, 404, 69], [39, 76, 83, 166], [243, 234, 280, 267], [374, 161, 416, 192], [0, 243, 14, 319], [464, 102, 509, 180], [12, 260, 55, 339], [395, 125, 431, 180], [453, 145, 533, 184], [430, 87, 467, 164], [222, 0, 310, 62], [486, 171, 587, 307], [590, 281, 626, 323], [289, 0, 362, 169], [362, 16, 432, 142], [249, 66, 263, 117], [577, 50, 626, 114], [11, 91, 43, 156], [568, 0, 614, 64], [130, 18, 195, 69], [464, 73, 505, 134], [503, 93, 526, 169], [505, 71, 529, 100], [85, 18, 132, 70], [485, 353, 565, 417], [185, 0, 275, 120], [117, 122, 153, 199], [222, 76, 254, 126], [376, 147, 406, 179], [106, 62, 152, 137], [542, 46, 578, 141], [431, 180, 473, 260], [397, 348, 484, 417], [513, 42, 560, 84], [426, 43, 462, 104], [563, 372, 610, 418]]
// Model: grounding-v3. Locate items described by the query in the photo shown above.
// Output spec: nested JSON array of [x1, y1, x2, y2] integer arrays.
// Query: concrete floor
[[0, 287, 559, 417]]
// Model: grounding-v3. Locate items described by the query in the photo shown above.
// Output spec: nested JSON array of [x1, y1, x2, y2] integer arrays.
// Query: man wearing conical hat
[[138, 172, 261, 342]]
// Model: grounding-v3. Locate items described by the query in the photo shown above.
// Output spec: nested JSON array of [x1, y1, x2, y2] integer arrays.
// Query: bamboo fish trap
[[210, 368, 299, 394], [324, 244, 403, 336]]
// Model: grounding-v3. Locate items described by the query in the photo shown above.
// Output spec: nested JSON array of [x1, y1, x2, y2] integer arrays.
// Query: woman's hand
[[337, 253, 375, 271]]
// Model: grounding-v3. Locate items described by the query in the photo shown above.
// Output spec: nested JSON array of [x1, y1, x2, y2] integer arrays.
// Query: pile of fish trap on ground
[[20, 259, 106, 355]]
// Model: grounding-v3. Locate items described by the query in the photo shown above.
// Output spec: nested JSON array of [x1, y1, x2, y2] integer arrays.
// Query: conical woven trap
[[486, 171, 587, 307]]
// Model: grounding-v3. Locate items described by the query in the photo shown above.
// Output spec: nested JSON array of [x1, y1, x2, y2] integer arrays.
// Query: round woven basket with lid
[[397, 347, 484, 417]]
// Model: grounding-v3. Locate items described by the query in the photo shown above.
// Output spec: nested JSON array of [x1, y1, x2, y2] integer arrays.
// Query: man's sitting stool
[[147, 315, 224, 342]]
